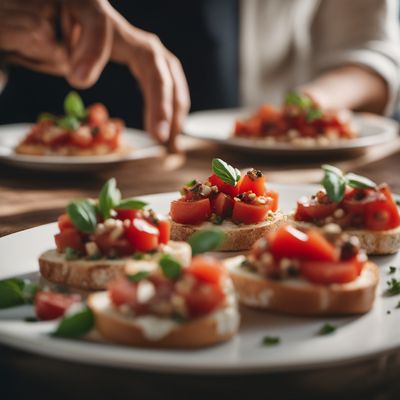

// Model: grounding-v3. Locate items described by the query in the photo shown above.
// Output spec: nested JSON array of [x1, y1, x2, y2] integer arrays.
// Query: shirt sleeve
[[311, 0, 400, 115]]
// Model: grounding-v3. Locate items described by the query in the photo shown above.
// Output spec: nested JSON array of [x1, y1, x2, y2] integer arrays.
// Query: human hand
[[62, 0, 190, 149], [0, 0, 69, 76]]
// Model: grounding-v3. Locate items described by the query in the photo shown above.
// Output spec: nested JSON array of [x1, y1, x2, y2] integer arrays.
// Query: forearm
[[299, 65, 389, 114]]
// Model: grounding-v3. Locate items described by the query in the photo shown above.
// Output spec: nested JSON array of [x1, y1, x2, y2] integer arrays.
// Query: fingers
[[165, 52, 191, 152], [62, 1, 113, 89]]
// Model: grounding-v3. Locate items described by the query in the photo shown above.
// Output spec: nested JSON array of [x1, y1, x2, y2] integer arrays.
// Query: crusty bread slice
[[289, 215, 400, 255], [170, 211, 285, 251], [225, 255, 379, 316], [88, 286, 240, 348], [39, 241, 191, 290]]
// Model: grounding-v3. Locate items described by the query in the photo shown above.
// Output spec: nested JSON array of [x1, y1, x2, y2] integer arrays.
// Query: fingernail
[[155, 120, 170, 143]]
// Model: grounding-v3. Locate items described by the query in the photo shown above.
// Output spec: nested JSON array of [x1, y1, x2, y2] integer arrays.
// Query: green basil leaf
[[0, 279, 24, 309], [53, 305, 94, 338], [284, 91, 313, 109], [64, 91, 86, 120], [0, 278, 38, 308], [65, 247, 80, 261], [117, 198, 147, 210], [321, 165, 346, 202], [128, 271, 150, 282], [99, 178, 121, 219], [37, 112, 56, 122], [345, 173, 376, 190], [57, 115, 80, 130], [159, 255, 182, 279], [67, 200, 97, 233], [188, 229, 225, 255], [306, 108, 323, 122], [212, 158, 241, 186]]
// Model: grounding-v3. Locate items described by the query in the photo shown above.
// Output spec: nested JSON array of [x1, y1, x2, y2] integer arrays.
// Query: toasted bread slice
[[39, 241, 191, 290], [225, 255, 379, 316], [289, 216, 400, 255], [170, 211, 285, 251], [88, 285, 240, 348]]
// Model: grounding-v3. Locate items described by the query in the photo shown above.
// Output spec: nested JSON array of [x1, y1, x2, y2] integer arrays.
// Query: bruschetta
[[88, 255, 240, 348], [226, 224, 379, 315], [16, 92, 124, 156], [234, 91, 357, 146], [170, 158, 284, 250], [39, 178, 191, 290], [291, 165, 400, 254]]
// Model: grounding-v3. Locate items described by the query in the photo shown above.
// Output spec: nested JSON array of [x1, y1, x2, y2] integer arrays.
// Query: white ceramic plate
[[0, 123, 164, 171], [0, 183, 399, 374], [184, 109, 399, 156]]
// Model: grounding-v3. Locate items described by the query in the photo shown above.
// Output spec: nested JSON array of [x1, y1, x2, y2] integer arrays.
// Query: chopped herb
[[53, 305, 94, 338], [262, 336, 280, 346], [212, 215, 224, 225], [305, 107, 323, 122], [37, 112, 56, 122], [132, 252, 144, 260], [98, 178, 121, 219], [24, 317, 39, 323], [65, 247, 80, 261], [159, 255, 182, 279], [87, 253, 102, 261], [211, 158, 241, 186], [67, 199, 97, 233], [171, 313, 186, 324], [128, 271, 150, 282], [284, 92, 323, 122], [388, 266, 397, 275], [318, 323, 336, 335], [184, 179, 197, 187], [188, 229, 225, 255], [396, 199, 400, 207], [385, 278, 400, 296]]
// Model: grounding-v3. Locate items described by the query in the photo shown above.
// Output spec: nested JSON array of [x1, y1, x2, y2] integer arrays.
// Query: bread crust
[[225, 256, 379, 316], [88, 291, 239, 348], [170, 211, 285, 251], [290, 217, 400, 255], [39, 242, 192, 290]]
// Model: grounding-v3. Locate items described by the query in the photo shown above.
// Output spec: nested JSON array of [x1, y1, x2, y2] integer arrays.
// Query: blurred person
[[0, 0, 399, 147]]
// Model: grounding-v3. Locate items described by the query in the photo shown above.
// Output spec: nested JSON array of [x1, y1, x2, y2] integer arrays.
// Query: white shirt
[[240, 0, 400, 114]]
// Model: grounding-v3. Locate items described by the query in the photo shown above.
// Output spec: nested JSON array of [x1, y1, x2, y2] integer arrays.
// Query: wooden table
[[1, 137, 400, 399]]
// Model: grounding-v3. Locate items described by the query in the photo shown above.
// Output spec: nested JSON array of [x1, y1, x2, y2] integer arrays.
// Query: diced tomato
[[239, 174, 266, 196], [170, 198, 211, 225], [213, 192, 235, 218], [187, 256, 227, 285], [57, 213, 74, 231], [365, 198, 400, 231], [126, 218, 159, 252], [87, 103, 109, 127], [115, 209, 140, 221], [184, 281, 225, 317], [232, 201, 270, 224], [295, 197, 338, 221], [70, 127, 93, 148], [35, 292, 81, 321], [94, 233, 134, 256], [108, 278, 137, 307], [208, 174, 242, 198], [266, 190, 279, 212], [156, 218, 171, 244], [269, 225, 338, 262], [300, 255, 364, 284], [54, 228, 84, 253]]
